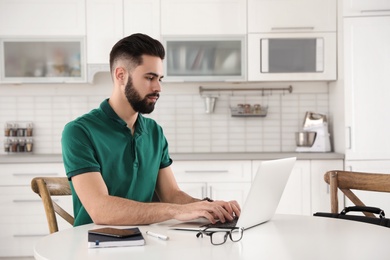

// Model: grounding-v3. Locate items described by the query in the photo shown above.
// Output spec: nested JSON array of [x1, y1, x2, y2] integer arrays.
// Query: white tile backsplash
[[0, 75, 330, 154]]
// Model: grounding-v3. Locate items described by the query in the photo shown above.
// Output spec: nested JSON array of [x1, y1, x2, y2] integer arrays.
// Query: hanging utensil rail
[[199, 85, 293, 96]]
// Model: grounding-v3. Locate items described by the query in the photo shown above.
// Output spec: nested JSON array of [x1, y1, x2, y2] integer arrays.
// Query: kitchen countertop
[[0, 152, 344, 164]]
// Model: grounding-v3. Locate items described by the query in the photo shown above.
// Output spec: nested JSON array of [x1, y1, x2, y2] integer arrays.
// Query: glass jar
[[18, 139, 26, 152], [26, 122, 33, 137], [26, 139, 33, 152], [4, 139, 11, 152], [4, 123, 12, 137], [10, 139, 18, 152]]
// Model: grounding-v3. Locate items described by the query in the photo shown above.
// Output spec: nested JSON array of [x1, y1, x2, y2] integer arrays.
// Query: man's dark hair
[[109, 33, 165, 73]]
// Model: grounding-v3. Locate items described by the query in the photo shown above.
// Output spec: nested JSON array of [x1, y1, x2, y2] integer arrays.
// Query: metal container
[[295, 131, 316, 147]]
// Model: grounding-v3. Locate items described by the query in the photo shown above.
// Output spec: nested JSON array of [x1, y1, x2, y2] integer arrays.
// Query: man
[[61, 33, 240, 227]]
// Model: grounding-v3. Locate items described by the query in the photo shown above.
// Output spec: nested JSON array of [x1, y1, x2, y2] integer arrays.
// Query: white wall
[[0, 72, 331, 154]]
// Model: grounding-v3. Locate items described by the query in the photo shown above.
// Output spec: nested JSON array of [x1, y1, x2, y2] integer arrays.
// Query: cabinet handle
[[184, 170, 229, 174], [14, 234, 47, 238], [271, 27, 314, 31], [346, 126, 352, 149], [361, 9, 390, 13], [201, 186, 205, 198], [209, 186, 213, 199], [12, 172, 59, 176]]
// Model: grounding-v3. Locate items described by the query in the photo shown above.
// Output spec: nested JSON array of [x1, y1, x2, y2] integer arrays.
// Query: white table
[[34, 214, 389, 260]]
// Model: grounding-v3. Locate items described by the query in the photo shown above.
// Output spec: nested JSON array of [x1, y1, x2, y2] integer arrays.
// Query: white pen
[[146, 231, 169, 241]]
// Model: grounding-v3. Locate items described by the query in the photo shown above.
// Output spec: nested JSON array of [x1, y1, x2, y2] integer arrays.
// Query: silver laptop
[[170, 157, 296, 231]]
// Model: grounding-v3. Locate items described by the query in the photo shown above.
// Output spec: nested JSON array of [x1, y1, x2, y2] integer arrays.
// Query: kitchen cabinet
[[163, 37, 246, 82], [86, 0, 160, 82], [344, 16, 390, 160], [343, 0, 390, 17], [247, 0, 336, 33], [171, 160, 252, 206], [252, 159, 344, 216], [0, 0, 85, 36], [0, 163, 72, 257], [310, 160, 344, 213], [161, 0, 246, 35], [344, 161, 390, 217], [0, 38, 86, 83], [252, 160, 311, 215]]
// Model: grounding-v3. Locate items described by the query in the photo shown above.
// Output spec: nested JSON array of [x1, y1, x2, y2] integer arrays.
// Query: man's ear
[[114, 67, 126, 83]]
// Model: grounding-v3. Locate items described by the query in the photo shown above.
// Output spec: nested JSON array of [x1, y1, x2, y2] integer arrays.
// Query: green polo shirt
[[61, 99, 172, 226]]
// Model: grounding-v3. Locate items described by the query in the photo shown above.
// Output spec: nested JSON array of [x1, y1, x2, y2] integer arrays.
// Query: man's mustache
[[147, 93, 160, 99]]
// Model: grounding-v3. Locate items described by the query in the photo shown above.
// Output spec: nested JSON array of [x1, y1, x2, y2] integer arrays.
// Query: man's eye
[[147, 76, 154, 81]]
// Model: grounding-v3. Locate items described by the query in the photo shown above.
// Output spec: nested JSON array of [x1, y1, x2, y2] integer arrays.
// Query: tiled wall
[[0, 73, 330, 155]]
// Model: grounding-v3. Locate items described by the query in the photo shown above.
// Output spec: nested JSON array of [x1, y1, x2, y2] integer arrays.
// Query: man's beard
[[124, 76, 159, 114]]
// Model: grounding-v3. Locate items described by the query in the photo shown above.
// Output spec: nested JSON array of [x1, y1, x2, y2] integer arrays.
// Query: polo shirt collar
[[100, 99, 148, 135]]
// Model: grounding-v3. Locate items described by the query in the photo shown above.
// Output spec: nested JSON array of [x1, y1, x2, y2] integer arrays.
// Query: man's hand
[[172, 200, 241, 224]]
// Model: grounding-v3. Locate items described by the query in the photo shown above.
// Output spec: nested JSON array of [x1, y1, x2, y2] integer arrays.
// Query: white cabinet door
[[178, 182, 251, 206], [310, 160, 344, 213], [252, 160, 311, 216], [344, 16, 390, 160], [0, 0, 85, 36], [86, 0, 123, 64], [0, 163, 70, 257], [172, 160, 252, 206], [124, 0, 160, 40], [345, 161, 390, 216], [276, 160, 311, 215], [344, 0, 390, 17], [161, 0, 247, 35], [210, 183, 251, 207], [248, 0, 336, 33]]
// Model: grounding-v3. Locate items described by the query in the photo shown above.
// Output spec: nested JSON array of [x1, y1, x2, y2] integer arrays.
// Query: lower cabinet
[[0, 163, 72, 257], [1, 157, 344, 257], [171, 160, 252, 206]]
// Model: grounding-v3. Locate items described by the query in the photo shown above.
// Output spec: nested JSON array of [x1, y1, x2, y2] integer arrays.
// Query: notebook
[[170, 157, 296, 231], [88, 227, 145, 248]]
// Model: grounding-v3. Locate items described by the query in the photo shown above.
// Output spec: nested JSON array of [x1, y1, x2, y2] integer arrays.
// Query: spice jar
[[10, 124, 18, 137], [26, 123, 33, 137], [4, 139, 11, 153], [26, 139, 33, 152], [244, 104, 251, 114], [18, 139, 26, 152], [254, 104, 261, 114], [4, 123, 11, 137], [10, 139, 18, 152]]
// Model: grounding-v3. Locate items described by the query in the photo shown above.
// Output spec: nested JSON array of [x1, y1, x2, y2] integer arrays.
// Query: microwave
[[248, 33, 336, 81]]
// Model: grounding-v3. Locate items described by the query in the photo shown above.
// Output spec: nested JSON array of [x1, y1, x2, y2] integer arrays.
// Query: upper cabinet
[[85, 0, 160, 82], [344, 0, 390, 17], [161, 0, 246, 35], [163, 37, 246, 82], [248, 0, 337, 33], [0, 0, 85, 36], [0, 38, 86, 83]]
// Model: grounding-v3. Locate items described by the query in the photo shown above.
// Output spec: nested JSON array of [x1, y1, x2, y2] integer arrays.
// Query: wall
[[0, 72, 330, 155]]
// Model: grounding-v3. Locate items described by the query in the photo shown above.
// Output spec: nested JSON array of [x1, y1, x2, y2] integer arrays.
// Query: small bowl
[[295, 132, 316, 147]]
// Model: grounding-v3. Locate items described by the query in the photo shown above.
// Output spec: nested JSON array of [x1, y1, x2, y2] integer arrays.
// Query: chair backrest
[[324, 170, 390, 218], [31, 177, 74, 233]]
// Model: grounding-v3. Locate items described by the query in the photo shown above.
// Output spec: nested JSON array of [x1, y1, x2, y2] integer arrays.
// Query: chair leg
[[330, 172, 339, 213]]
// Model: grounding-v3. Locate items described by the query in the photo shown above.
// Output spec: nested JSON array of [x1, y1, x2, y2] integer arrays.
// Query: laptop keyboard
[[202, 216, 239, 229]]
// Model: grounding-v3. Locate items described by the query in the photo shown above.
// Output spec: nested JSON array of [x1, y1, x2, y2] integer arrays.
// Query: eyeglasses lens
[[211, 232, 228, 245]]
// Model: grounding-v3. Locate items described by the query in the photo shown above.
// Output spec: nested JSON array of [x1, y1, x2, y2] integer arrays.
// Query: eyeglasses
[[196, 227, 244, 246]]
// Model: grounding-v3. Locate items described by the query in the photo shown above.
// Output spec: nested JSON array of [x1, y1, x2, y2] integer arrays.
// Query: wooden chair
[[31, 177, 74, 233], [324, 170, 390, 218]]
